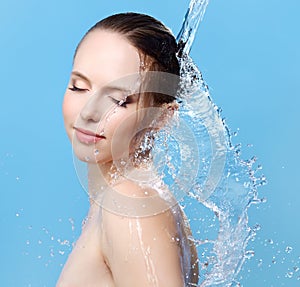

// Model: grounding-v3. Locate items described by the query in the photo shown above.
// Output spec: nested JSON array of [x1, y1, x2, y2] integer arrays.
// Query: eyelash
[[110, 98, 128, 108], [68, 84, 88, 92], [68, 84, 130, 107]]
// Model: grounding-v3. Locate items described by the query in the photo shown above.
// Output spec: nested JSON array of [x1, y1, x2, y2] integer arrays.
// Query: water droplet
[[50, 248, 54, 257], [69, 218, 75, 231], [15, 213, 19, 217], [285, 271, 293, 278], [84, 156, 90, 161], [82, 216, 90, 227], [60, 240, 70, 246], [245, 250, 255, 259], [260, 197, 267, 203], [42, 227, 49, 234], [243, 182, 250, 188], [94, 149, 99, 155], [16, 176, 20, 181], [285, 246, 293, 253], [252, 224, 261, 231]]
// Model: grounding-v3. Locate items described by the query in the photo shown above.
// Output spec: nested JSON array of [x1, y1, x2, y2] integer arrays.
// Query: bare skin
[[56, 182, 199, 287], [58, 29, 199, 286]]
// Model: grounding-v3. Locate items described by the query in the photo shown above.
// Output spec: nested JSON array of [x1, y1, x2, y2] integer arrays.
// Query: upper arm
[[102, 204, 185, 287]]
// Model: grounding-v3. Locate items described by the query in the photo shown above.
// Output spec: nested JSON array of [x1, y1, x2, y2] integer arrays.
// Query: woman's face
[[62, 29, 143, 164]]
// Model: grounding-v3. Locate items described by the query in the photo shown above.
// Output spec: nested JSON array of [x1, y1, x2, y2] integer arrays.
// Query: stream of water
[[174, 0, 265, 285]]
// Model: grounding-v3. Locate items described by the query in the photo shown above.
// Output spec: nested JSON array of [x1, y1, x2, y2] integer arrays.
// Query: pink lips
[[74, 127, 105, 145]]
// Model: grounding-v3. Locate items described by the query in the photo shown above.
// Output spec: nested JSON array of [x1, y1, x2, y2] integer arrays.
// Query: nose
[[80, 92, 109, 123]]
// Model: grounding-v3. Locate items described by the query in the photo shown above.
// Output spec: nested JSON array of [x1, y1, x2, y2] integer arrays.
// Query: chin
[[72, 141, 95, 161], [73, 150, 95, 163], [74, 147, 113, 166]]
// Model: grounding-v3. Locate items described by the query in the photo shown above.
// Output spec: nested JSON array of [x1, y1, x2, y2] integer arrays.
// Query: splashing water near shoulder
[[166, 0, 266, 286]]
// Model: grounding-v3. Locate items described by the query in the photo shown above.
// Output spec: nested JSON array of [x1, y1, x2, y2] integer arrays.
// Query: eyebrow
[[71, 71, 91, 84], [102, 85, 133, 94], [71, 71, 138, 95]]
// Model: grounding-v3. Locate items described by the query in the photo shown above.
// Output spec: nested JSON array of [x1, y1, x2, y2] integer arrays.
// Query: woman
[[58, 12, 199, 287]]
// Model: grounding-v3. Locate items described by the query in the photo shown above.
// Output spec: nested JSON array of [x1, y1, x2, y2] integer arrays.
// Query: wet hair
[[74, 12, 180, 107]]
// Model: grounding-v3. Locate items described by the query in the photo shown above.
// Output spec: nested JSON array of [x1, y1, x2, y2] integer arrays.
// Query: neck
[[87, 161, 113, 206], [87, 158, 134, 205], [86, 158, 175, 218], [87, 157, 155, 213]]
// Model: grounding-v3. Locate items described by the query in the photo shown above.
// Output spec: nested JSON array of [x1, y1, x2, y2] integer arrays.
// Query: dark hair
[[75, 12, 180, 106]]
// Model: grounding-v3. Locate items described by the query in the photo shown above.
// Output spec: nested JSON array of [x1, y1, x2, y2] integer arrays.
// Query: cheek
[[62, 92, 84, 142], [62, 92, 79, 126], [117, 109, 139, 137], [108, 109, 139, 155]]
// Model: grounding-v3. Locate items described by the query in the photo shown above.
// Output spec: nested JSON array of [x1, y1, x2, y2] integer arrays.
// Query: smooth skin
[[58, 29, 198, 287]]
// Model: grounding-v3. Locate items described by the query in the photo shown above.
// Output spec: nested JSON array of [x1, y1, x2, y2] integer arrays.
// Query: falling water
[[177, 0, 210, 56], [171, 0, 265, 286]]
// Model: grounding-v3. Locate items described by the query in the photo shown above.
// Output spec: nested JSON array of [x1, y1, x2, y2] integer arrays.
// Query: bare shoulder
[[101, 178, 177, 217], [102, 179, 179, 237], [100, 181, 185, 287]]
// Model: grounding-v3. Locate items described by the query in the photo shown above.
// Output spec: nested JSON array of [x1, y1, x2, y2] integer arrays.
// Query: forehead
[[73, 29, 140, 87]]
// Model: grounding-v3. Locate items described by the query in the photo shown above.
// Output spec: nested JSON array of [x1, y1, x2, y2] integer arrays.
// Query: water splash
[[173, 51, 263, 287], [174, 0, 264, 285]]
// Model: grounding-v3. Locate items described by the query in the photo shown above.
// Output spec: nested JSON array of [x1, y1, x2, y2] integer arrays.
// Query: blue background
[[0, 0, 299, 286]]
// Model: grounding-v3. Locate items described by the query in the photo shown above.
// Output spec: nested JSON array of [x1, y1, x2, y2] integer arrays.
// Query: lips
[[74, 127, 105, 145]]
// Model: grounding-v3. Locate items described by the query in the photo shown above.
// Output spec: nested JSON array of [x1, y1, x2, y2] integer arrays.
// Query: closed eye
[[110, 97, 131, 108], [68, 85, 89, 92], [111, 98, 128, 108]]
